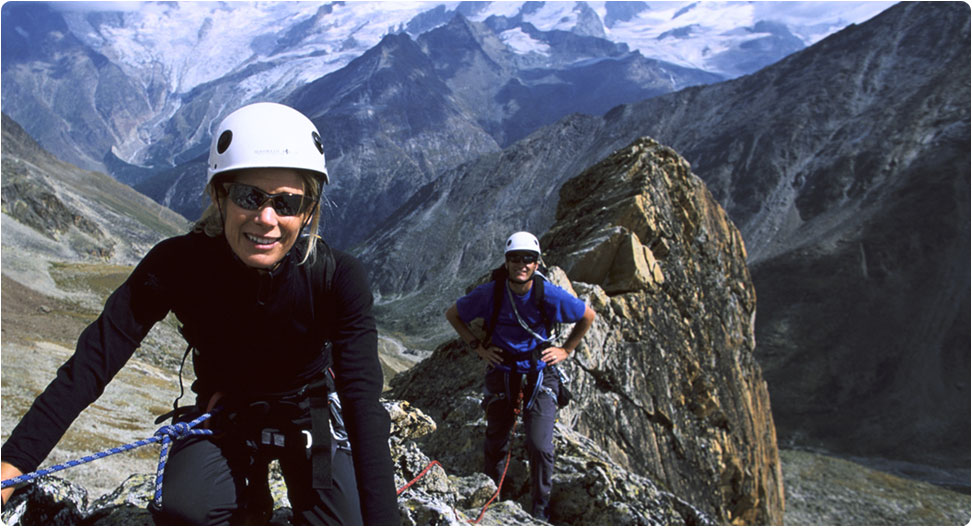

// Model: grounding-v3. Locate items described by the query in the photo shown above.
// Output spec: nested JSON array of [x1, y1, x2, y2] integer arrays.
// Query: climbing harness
[[189, 364, 344, 492], [1, 412, 215, 508], [495, 270, 574, 409]]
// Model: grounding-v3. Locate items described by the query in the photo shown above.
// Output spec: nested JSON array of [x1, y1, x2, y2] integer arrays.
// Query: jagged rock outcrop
[[391, 137, 782, 524], [545, 137, 781, 524], [1, 169, 113, 258], [390, 345, 715, 526]]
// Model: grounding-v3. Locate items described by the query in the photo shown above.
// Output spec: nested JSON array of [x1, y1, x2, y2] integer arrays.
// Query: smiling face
[[216, 168, 310, 269], [505, 251, 540, 285]]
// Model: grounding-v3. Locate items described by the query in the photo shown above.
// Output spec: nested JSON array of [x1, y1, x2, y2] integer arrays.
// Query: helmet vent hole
[[312, 131, 324, 154], [216, 130, 233, 154]]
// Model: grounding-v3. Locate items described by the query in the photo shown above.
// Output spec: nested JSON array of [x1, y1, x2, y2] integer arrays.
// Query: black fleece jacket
[[1, 232, 398, 524]]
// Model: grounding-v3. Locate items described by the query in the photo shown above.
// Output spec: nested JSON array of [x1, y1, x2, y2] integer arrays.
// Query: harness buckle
[[260, 429, 286, 447], [257, 428, 312, 448]]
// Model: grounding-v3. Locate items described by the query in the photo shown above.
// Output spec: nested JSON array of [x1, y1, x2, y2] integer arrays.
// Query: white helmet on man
[[207, 102, 328, 185], [505, 231, 541, 255]]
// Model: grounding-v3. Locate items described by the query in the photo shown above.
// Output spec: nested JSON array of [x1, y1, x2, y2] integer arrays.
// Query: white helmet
[[207, 102, 329, 185], [505, 231, 541, 255]]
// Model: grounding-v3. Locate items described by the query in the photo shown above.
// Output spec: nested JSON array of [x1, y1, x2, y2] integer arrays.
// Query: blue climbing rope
[[1, 412, 215, 507]]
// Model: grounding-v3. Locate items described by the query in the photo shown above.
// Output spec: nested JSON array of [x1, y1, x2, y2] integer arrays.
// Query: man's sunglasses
[[506, 253, 538, 264], [223, 183, 311, 217]]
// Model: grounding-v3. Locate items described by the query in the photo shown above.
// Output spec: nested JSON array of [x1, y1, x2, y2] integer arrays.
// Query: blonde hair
[[193, 170, 324, 265]]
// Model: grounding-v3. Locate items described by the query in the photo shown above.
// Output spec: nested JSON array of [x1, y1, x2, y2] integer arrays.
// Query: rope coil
[[1, 412, 214, 508]]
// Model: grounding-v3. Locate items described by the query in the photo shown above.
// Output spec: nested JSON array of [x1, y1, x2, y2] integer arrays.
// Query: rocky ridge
[[389, 137, 782, 524], [544, 138, 781, 523], [7, 444, 967, 526], [2, 399, 714, 526]]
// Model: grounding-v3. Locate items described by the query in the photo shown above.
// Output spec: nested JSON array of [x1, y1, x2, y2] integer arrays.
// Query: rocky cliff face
[[1, 112, 194, 501], [391, 138, 782, 524], [629, 3, 970, 478], [543, 138, 782, 524]]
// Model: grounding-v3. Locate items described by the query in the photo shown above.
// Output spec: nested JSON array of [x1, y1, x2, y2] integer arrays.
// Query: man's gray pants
[[482, 368, 560, 519]]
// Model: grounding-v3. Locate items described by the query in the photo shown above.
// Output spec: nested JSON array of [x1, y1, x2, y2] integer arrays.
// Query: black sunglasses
[[223, 183, 310, 217], [506, 253, 538, 264]]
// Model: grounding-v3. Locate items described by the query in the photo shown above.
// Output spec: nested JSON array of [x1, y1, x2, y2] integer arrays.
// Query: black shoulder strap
[[303, 236, 334, 314], [533, 274, 551, 333], [301, 237, 337, 490], [485, 266, 507, 344], [305, 235, 335, 294], [320, 239, 335, 294], [309, 236, 336, 361]]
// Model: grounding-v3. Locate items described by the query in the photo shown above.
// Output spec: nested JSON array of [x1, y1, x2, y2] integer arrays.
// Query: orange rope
[[397, 460, 443, 495], [472, 417, 520, 524], [396, 389, 525, 525]]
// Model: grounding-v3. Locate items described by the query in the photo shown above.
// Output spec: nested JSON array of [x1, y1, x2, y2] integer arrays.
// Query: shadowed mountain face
[[357, 1, 970, 481]]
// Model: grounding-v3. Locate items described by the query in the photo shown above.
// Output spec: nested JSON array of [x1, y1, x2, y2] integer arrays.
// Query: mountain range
[[3, 1, 891, 249], [1, 0, 968, 495]]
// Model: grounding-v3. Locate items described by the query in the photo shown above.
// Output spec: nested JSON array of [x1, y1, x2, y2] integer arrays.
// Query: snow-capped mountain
[[1, 0, 895, 249], [3, 1, 893, 171], [52, 1, 895, 92]]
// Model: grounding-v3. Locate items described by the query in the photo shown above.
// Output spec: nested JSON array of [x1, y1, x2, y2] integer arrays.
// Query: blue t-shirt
[[456, 277, 587, 370]]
